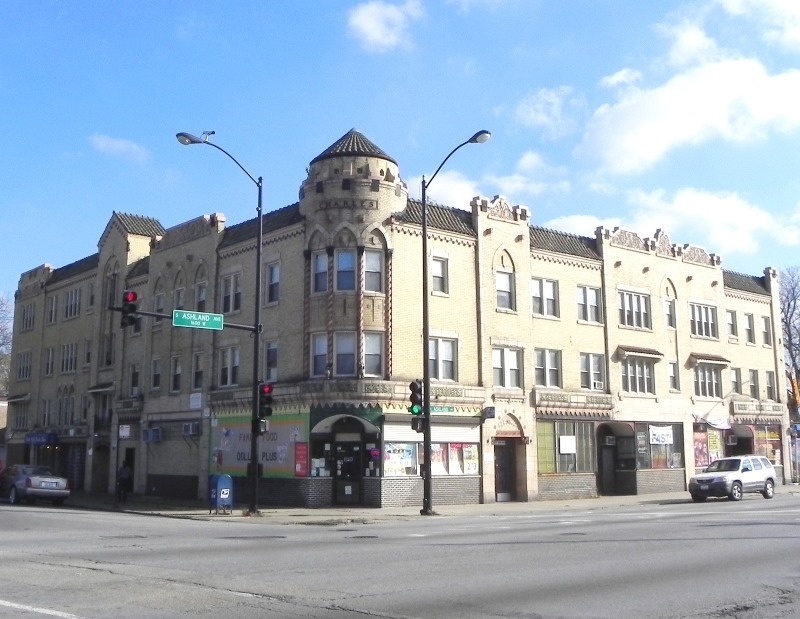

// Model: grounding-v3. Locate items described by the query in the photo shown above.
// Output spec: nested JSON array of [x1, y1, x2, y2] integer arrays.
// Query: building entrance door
[[333, 442, 362, 505], [494, 440, 516, 502]]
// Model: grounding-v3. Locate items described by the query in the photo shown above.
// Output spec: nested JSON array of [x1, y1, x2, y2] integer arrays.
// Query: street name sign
[[173, 310, 224, 330]]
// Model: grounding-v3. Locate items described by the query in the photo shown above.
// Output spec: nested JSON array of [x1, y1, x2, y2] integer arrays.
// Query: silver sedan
[[2, 464, 70, 506]]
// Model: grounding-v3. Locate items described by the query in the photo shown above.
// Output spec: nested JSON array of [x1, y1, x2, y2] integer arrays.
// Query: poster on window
[[693, 432, 709, 467], [384, 442, 417, 476], [649, 425, 673, 445], [463, 444, 479, 474]]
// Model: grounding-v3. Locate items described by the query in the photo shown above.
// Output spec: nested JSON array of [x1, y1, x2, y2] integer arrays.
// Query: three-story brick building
[[6, 129, 789, 507]]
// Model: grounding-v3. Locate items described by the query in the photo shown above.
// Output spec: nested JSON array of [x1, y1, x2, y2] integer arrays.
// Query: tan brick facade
[[6, 130, 790, 506]]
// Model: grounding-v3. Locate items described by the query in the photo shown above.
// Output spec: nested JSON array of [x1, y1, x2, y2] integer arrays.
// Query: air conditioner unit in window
[[182, 422, 200, 437], [603, 435, 616, 446], [592, 381, 604, 391]]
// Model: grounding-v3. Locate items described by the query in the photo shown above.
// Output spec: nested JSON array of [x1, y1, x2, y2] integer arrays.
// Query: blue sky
[[4, 0, 800, 298]]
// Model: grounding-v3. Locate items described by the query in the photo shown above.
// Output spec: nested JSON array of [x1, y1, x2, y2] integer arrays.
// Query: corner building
[[7, 130, 790, 506]]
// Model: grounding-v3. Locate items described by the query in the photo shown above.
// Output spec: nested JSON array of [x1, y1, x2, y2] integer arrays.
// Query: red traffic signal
[[120, 290, 138, 327], [258, 382, 274, 418]]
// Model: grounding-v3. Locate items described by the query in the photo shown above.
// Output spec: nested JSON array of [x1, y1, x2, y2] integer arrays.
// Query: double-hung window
[[579, 353, 605, 390], [334, 332, 356, 376], [312, 333, 328, 377], [726, 310, 737, 337], [731, 367, 742, 394], [577, 286, 602, 323], [363, 332, 383, 377], [621, 356, 655, 394], [432, 257, 449, 294], [690, 303, 718, 338], [534, 348, 561, 388], [219, 347, 240, 386], [618, 291, 651, 329], [748, 369, 759, 398], [364, 250, 383, 293], [267, 264, 280, 303], [312, 252, 328, 293], [493, 348, 522, 388], [428, 338, 457, 381], [532, 278, 558, 317], [264, 341, 278, 382], [336, 249, 356, 291], [222, 274, 241, 313], [693, 363, 721, 398], [766, 371, 776, 400], [496, 271, 515, 310], [744, 313, 755, 343], [762, 316, 772, 346]]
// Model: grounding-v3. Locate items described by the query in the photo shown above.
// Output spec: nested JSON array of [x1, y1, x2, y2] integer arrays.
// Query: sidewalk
[[66, 484, 800, 525]]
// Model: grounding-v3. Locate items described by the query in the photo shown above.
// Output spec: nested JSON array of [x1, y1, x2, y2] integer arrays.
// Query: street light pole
[[419, 130, 490, 516], [176, 131, 264, 514]]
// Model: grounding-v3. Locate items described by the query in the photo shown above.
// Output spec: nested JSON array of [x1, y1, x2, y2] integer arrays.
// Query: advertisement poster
[[294, 442, 309, 477], [210, 416, 307, 478], [384, 442, 417, 476]]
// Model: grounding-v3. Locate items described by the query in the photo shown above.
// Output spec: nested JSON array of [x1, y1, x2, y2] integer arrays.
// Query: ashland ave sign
[[172, 310, 224, 330]]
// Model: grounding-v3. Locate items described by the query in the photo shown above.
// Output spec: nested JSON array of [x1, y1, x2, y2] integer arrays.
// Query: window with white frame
[[726, 310, 737, 337], [532, 277, 558, 317], [267, 263, 280, 303], [694, 363, 721, 398], [496, 270, 515, 310], [153, 291, 165, 323], [192, 352, 203, 390], [196, 281, 207, 312], [664, 298, 676, 329], [364, 249, 383, 293], [493, 348, 522, 388], [363, 332, 383, 377], [731, 367, 742, 394], [744, 313, 755, 343], [766, 370, 776, 400], [762, 316, 772, 346], [620, 356, 655, 394], [47, 296, 57, 324], [312, 251, 328, 293], [312, 333, 328, 376], [618, 291, 651, 329], [577, 286, 602, 323], [151, 358, 161, 390], [690, 303, 718, 338], [668, 361, 680, 390], [60, 343, 77, 373], [21, 302, 35, 331], [748, 369, 759, 398], [16, 351, 32, 381], [222, 274, 241, 313], [334, 332, 356, 376], [264, 341, 278, 382], [432, 257, 449, 294], [534, 348, 561, 388], [428, 337, 457, 381], [171, 356, 181, 392], [579, 353, 605, 390], [219, 347, 240, 387], [336, 249, 356, 291], [43, 347, 54, 376], [64, 288, 81, 319]]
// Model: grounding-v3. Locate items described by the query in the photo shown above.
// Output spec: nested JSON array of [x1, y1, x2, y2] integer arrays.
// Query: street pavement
[[63, 483, 800, 525]]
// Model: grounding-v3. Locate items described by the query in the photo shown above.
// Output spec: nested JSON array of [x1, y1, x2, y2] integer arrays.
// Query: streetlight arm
[[176, 132, 261, 188], [423, 130, 490, 190], [202, 141, 261, 188]]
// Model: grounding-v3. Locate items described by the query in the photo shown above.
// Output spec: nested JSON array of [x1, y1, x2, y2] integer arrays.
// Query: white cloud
[[408, 169, 483, 209], [486, 150, 570, 199], [718, 0, 800, 51], [660, 21, 719, 67], [347, 0, 424, 53], [88, 134, 149, 164], [599, 68, 642, 89], [515, 86, 581, 139], [578, 57, 800, 174], [542, 214, 615, 236], [624, 187, 800, 258]]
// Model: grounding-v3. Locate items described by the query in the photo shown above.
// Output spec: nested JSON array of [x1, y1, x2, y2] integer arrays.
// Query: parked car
[[1, 464, 70, 506], [688, 455, 776, 502]]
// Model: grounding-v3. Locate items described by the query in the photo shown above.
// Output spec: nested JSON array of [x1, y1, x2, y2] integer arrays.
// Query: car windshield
[[23, 466, 56, 476], [705, 459, 740, 472]]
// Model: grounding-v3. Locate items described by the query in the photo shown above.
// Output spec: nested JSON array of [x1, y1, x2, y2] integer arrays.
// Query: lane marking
[[0, 599, 83, 618]]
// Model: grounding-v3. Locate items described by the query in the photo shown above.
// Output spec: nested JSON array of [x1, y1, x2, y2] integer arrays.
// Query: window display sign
[[294, 442, 309, 477], [384, 442, 417, 476], [649, 425, 673, 445]]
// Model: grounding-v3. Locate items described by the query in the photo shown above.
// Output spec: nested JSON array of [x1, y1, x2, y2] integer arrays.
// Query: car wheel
[[729, 481, 743, 501], [762, 479, 775, 499], [8, 486, 18, 505], [691, 493, 707, 503]]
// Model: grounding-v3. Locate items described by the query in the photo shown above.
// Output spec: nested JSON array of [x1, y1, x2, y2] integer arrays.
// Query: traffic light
[[258, 383, 274, 418], [408, 380, 423, 415], [411, 416, 427, 433], [120, 290, 138, 327]]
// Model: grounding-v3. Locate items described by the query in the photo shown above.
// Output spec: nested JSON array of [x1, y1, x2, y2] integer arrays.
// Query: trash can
[[208, 473, 234, 514]]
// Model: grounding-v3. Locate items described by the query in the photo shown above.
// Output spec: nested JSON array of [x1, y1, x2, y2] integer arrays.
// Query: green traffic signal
[[408, 380, 423, 415]]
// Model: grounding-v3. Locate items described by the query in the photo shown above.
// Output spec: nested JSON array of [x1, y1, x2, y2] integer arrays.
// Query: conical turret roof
[[310, 129, 397, 166]]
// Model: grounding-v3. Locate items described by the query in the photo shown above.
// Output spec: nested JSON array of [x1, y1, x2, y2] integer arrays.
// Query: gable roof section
[[530, 226, 601, 261], [397, 199, 477, 237], [723, 270, 769, 295], [113, 211, 166, 238], [219, 203, 303, 249], [48, 253, 99, 286], [309, 129, 398, 166], [126, 256, 150, 280]]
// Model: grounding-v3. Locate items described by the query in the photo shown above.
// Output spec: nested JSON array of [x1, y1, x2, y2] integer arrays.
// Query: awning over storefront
[[6, 393, 30, 403], [730, 424, 754, 438], [310, 413, 381, 435]]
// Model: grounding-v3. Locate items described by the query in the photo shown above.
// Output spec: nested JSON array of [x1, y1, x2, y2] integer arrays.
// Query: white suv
[[688, 456, 776, 502]]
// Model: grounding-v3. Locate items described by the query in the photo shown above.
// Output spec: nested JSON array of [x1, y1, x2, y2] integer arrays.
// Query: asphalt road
[[2, 494, 800, 618]]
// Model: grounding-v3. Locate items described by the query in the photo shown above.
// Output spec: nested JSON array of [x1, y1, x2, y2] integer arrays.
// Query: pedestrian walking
[[117, 461, 132, 504]]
